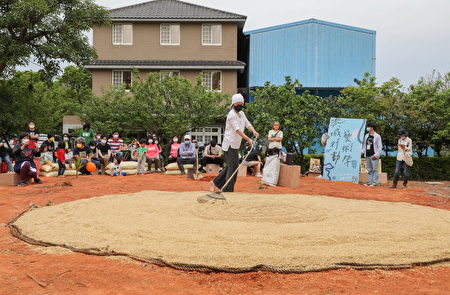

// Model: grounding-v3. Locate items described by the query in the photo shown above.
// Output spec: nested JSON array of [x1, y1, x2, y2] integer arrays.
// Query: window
[[190, 126, 223, 144], [112, 24, 133, 45], [112, 71, 132, 90], [202, 71, 222, 92], [160, 71, 180, 79], [160, 24, 180, 45], [202, 24, 222, 45]]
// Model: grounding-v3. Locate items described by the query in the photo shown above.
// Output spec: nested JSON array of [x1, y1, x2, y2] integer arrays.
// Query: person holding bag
[[390, 129, 413, 188]]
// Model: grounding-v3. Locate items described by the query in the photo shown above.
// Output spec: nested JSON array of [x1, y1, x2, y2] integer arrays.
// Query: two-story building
[[86, 0, 247, 99]]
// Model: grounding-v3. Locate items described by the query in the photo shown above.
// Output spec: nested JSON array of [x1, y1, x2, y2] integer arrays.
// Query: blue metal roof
[[246, 19, 376, 88], [245, 18, 375, 35]]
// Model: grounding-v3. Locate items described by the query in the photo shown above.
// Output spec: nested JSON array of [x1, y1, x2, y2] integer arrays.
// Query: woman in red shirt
[[167, 136, 181, 164], [146, 138, 162, 172]]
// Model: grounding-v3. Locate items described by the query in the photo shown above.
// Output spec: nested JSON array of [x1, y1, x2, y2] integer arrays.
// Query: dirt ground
[[1, 174, 449, 295]]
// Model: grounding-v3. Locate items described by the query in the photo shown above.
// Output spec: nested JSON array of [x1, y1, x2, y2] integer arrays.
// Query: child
[[136, 139, 147, 175], [111, 157, 127, 176], [39, 144, 57, 169], [55, 141, 66, 177]]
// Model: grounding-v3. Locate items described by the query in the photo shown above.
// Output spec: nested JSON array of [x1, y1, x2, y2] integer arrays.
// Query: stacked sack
[[105, 161, 150, 175], [165, 162, 194, 175], [40, 164, 78, 177]]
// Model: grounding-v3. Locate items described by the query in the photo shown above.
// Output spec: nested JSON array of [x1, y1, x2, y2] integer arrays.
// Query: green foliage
[[247, 77, 331, 158], [81, 72, 229, 142], [0, 66, 92, 139], [72, 157, 85, 178], [0, 0, 110, 76]]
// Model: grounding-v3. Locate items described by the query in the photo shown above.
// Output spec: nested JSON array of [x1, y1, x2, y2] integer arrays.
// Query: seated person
[[39, 144, 57, 169], [110, 157, 127, 176], [242, 147, 263, 177], [129, 139, 139, 161], [107, 131, 124, 161], [97, 136, 111, 174], [88, 141, 101, 175], [176, 135, 196, 175], [146, 138, 162, 172], [41, 133, 56, 161], [13, 133, 42, 186], [199, 140, 223, 173], [167, 136, 180, 164], [0, 139, 14, 173], [72, 137, 93, 175]]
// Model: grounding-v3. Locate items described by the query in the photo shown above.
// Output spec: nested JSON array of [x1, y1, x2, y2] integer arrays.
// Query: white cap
[[184, 134, 191, 140], [231, 93, 244, 105]]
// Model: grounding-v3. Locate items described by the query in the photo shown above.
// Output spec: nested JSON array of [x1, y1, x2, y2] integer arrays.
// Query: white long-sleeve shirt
[[221, 109, 252, 151]]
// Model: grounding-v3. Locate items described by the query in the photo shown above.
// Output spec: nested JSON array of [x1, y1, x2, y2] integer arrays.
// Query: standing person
[[391, 129, 413, 188], [212, 94, 259, 192], [199, 140, 223, 173], [136, 139, 148, 175], [13, 133, 42, 186], [62, 133, 74, 168], [80, 122, 95, 146], [0, 139, 14, 173], [267, 122, 283, 150], [146, 137, 161, 172], [97, 136, 112, 174], [107, 131, 124, 161], [25, 121, 40, 149], [55, 141, 67, 177], [167, 136, 181, 163], [72, 137, 93, 175], [361, 123, 383, 187], [176, 135, 196, 174]]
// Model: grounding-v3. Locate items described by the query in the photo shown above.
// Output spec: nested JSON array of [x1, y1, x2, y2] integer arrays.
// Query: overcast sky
[[29, 0, 450, 87]]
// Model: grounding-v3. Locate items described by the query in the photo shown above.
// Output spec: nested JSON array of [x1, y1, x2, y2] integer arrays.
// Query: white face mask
[[22, 138, 29, 145], [113, 134, 119, 139], [101, 140, 107, 144], [173, 138, 178, 143], [148, 139, 153, 144], [29, 125, 35, 129], [63, 137, 69, 141]]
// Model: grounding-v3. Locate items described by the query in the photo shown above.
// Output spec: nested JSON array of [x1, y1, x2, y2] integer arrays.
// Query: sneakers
[[199, 168, 207, 173], [402, 184, 408, 188], [17, 182, 27, 187], [389, 185, 397, 189], [7, 171, 14, 174], [34, 178, 42, 184], [255, 173, 263, 178]]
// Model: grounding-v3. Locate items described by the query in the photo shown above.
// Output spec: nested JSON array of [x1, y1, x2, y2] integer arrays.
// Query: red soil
[[1, 175, 449, 295]]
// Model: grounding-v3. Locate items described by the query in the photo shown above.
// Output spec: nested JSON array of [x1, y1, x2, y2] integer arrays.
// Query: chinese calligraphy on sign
[[323, 118, 367, 183]]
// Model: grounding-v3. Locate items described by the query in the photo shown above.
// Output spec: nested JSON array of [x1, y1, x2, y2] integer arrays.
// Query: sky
[[24, 0, 450, 87]]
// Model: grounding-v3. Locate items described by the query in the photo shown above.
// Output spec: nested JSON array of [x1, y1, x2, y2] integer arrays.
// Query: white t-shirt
[[221, 109, 252, 151], [268, 129, 283, 149]]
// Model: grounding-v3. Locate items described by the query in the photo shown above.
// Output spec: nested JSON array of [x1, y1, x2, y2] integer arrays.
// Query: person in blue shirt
[[176, 135, 196, 175]]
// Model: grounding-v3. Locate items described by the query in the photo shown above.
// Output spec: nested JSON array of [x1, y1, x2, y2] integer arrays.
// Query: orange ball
[[86, 161, 96, 172]]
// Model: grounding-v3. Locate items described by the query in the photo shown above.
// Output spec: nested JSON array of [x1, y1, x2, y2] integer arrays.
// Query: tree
[[246, 77, 329, 159], [81, 72, 229, 142], [0, 0, 110, 76]]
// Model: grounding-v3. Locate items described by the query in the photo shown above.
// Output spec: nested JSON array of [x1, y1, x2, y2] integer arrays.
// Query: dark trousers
[[91, 158, 101, 174], [200, 157, 224, 168], [57, 160, 66, 176], [213, 148, 239, 192], [168, 157, 177, 164], [14, 161, 38, 183], [393, 160, 410, 186], [147, 157, 161, 172], [176, 157, 196, 173]]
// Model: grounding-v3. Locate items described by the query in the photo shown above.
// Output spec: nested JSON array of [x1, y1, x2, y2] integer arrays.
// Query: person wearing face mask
[[146, 137, 162, 172], [73, 137, 93, 175], [176, 135, 196, 174], [94, 133, 102, 145], [267, 122, 283, 150], [25, 121, 40, 149], [361, 123, 383, 187], [13, 133, 42, 186], [89, 141, 102, 174], [97, 136, 112, 174], [79, 122, 95, 146], [0, 138, 14, 173], [212, 93, 259, 192], [107, 131, 124, 161], [167, 136, 181, 163], [41, 133, 56, 161], [199, 140, 223, 173], [390, 129, 413, 188], [61, 133, 74, 168]]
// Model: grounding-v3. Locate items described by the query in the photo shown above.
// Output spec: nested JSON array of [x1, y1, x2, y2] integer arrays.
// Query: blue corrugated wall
[[246, 19, 376, 88]]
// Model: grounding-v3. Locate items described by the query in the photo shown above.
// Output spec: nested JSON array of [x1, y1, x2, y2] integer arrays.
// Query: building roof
[[85, 60, 246, 70], [109, 0, 246, 24], [245, 18, 376, 35]]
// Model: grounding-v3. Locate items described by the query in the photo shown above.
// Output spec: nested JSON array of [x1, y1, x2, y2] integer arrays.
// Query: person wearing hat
[[212, 93, 259, 192], [361, 123, 383, 186], [391, 129, 413, 188], [73, 137, 93, 175], [176, 134, 196, 174], [13, 133, 42, 186]]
